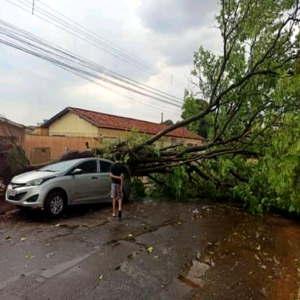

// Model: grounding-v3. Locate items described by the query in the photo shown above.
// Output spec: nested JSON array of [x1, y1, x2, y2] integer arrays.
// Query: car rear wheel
[[44, 190, 66, 217]]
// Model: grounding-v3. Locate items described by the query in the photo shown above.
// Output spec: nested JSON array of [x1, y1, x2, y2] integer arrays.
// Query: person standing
[[110, 152, 125, 218]]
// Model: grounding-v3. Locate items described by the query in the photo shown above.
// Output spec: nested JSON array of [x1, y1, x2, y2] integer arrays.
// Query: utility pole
[[161, 112, 163, 124], [32, 0, 35, 15]]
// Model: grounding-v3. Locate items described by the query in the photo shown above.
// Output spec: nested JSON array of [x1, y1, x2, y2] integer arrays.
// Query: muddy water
[[172, 204, 300, 300]]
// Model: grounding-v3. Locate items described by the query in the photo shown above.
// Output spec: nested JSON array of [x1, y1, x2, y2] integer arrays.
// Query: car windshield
[[39, 161, 76, 172]]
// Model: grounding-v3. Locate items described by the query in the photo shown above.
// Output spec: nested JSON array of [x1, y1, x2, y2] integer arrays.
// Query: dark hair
[[114, 152, 121, 161]]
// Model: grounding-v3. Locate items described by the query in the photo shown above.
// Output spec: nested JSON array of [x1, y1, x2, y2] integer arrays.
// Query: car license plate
[[7, 189, 16, 197]]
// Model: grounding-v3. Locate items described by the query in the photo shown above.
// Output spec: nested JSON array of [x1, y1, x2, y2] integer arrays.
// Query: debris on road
[[147, 246, 153, 253]]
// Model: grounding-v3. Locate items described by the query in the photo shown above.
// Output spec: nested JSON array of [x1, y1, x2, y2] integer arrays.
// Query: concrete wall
[[35, 127, 49, 136], [24, 134, 98, 162], [48, 112, 98, 137]]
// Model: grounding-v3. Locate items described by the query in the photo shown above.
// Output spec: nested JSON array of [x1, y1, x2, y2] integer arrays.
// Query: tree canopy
[[103, 0, 300, 215], [181, 98, 210, 138], [162, 119, 174, 126], [114, 0, 300, 176]]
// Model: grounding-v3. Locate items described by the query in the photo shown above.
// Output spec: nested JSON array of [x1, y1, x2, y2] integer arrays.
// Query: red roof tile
[[70, 107, 201, 140], [43, 107, 202, 140]]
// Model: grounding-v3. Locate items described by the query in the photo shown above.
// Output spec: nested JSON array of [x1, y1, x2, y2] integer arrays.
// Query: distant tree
[[163, 119, 174, 126], [181, 97, 210, 138]]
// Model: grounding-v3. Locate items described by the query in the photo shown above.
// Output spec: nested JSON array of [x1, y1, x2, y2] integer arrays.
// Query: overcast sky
[[0, 0, 221, 126]]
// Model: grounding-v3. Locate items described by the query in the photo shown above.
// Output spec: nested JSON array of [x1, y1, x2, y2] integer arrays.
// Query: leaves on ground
[[147, 246, 153, 253]]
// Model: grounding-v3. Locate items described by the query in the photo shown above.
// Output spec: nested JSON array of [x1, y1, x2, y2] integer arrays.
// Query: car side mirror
[[71, 168, 82, 175]]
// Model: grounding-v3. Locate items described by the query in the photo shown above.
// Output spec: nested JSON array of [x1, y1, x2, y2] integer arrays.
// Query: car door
[[96, 159, 112, 201], [70, 159, 99, 203]]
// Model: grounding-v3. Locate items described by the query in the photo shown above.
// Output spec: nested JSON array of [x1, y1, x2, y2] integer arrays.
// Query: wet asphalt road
[[0, 199, 299, 300]]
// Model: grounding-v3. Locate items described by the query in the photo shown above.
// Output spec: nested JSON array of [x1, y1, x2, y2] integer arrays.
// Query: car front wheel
[[44, 190, 66, 217]]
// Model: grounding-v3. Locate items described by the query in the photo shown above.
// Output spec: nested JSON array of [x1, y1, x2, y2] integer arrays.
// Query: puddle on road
[[176, 205, 300, 299], [178, 260, 211, 289], [188, 260, 210, 281]]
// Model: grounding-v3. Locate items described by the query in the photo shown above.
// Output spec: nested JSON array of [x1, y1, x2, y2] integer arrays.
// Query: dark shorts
[[111, 183, 123, 200]]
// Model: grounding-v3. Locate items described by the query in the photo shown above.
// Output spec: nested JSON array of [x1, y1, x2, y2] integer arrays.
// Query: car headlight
[[26, 177, 54, 186]]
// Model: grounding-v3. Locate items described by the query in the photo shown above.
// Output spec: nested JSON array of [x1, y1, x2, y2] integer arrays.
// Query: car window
[[100, 160, 112, 173], [76, 160, 97, 174]]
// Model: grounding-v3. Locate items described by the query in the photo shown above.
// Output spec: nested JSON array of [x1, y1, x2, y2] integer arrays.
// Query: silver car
[[5, 158, 131, 217]]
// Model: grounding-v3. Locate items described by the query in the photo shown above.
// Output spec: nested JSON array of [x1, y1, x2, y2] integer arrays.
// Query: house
[[25, 125, 38, 135], [0, 117, 25, 145], [24, 107, 202, 163], [38, 107, 203, 147]]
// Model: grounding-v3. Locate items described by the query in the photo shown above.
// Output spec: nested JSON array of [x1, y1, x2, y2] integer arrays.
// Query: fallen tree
[[107, 0, 300, 177], [4, 0, 300, 180], [2, 0, 300, 215]]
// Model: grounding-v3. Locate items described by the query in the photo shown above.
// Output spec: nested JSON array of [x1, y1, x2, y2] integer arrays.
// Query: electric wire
[[4, 0, 186, 89], [0, 20, 183, 113]]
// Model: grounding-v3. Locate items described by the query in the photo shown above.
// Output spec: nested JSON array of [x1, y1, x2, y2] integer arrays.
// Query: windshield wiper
[[41, 169, 56, 172]]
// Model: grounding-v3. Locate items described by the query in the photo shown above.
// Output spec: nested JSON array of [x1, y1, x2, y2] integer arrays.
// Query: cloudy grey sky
[[0, 0, 221, 126]]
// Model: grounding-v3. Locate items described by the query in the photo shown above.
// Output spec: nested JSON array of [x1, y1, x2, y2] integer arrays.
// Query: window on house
[[187, 143, 193, 148], [100, 160, 112, 173]]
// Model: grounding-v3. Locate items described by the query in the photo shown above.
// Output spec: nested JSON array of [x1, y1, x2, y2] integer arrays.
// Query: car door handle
[[91, 176, 98, 179]]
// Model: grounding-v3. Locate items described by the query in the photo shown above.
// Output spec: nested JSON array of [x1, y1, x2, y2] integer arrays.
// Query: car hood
[[12, 171, 59, 184]]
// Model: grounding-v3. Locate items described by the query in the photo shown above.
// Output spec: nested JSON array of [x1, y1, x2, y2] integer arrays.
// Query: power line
[[0, 20, 184, 111], [0, 18, 183, 106], [3, 0, 186, 89], [0, 35, 182, 108], [64, 68, 181, 115], [35, 0, 186, 88], [0, 35, 181, 114], [3, 0, 185, 99]]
